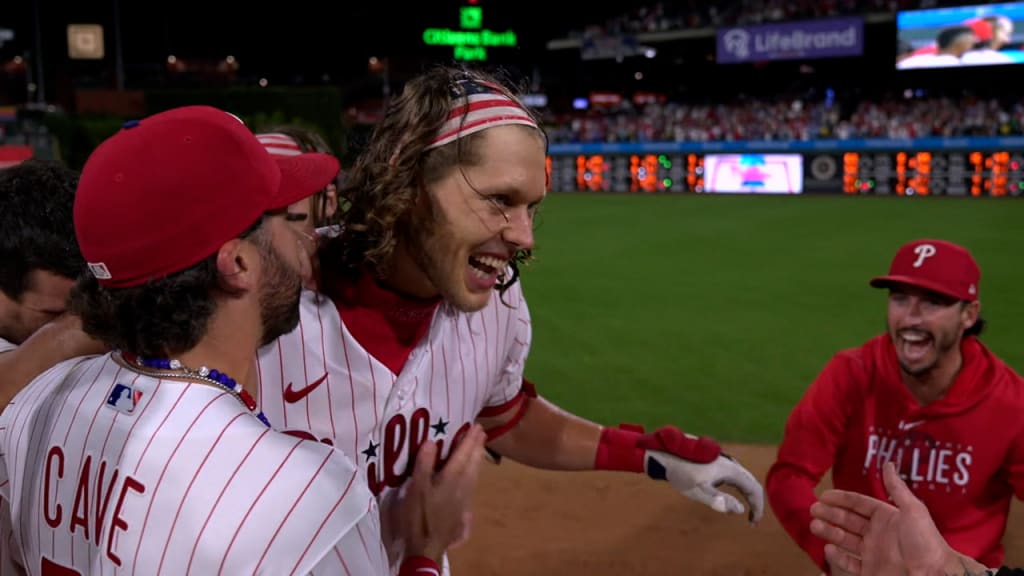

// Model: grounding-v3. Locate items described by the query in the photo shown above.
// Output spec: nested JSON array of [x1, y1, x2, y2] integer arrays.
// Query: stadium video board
[[897, 2, 1024, 69], [703, 154, 804, 194]]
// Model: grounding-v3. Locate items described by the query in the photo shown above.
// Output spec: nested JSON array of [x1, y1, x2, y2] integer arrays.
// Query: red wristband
[[398, 556, 440, 576], [594, 423, 646, 473], [595, 423, 722, 473]]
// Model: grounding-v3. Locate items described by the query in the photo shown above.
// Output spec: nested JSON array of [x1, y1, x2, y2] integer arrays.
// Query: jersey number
[[42, 557, 81, 576]]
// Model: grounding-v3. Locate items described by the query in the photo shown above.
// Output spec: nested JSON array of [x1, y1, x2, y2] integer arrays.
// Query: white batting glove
[[644, 446, 765, 524], [596, 423, 764, 524]]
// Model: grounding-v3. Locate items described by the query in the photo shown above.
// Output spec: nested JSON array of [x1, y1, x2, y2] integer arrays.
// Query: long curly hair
[[322, 65, 545, 294]]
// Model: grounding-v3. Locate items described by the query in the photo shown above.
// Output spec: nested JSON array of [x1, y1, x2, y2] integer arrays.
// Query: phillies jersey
[[0, 338, 20, 575], [768, 334, 1024, 571], [0, 352, 392, 575], [255, 279, 531, 566]]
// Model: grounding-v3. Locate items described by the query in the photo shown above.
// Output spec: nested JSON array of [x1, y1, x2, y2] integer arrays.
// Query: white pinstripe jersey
[[0, 337, 20, 575], [0, 352, 391, 575], [255, 281, 532, 567]]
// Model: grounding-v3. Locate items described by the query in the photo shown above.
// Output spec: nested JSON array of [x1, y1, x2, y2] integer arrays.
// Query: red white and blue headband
[[256, 133, 302, 157], [426, 80, 538, 150]]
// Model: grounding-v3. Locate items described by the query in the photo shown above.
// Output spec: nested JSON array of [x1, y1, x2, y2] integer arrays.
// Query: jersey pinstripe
[[0, 353, 390, 575], [0, 338, 21, 575], [256, 283, 532, 569]]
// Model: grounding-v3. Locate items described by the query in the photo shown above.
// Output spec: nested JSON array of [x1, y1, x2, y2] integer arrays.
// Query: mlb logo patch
[[88, 262, 112, 280], [106, 383, 142, 414]]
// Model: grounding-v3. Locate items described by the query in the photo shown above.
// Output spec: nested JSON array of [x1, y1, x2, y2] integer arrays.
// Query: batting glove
[[595, 423, 765, 524]]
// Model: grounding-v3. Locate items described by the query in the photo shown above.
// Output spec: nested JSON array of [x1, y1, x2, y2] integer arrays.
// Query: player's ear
[[214, 238, 256, 293], [961, 299, 980, 331]]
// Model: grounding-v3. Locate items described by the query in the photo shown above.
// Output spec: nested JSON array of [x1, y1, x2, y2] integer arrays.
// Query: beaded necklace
[[119, 352, 271, 428]]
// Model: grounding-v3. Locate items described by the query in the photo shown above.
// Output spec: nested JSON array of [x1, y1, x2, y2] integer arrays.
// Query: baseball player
[[256, 128, 340, 289], [255, 127, 340, 231], [0, 159, 106, 575], [255, 66, 764, 571], [768, 239, 1024, 574], [0, 159, 103, 408], [0, 106, 476, 575]]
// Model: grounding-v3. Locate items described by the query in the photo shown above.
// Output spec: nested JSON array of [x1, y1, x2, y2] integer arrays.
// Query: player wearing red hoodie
[[767, 238, 1024, 574]]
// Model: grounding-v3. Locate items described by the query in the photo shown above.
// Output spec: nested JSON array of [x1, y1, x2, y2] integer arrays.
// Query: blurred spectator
[[545, 94, 1024, 143], [568, 0, 972, 40]]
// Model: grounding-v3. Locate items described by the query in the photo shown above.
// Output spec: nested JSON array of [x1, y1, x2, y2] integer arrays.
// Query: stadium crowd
[[567, 0, 987, 38], [545, 95, 1024, 142]]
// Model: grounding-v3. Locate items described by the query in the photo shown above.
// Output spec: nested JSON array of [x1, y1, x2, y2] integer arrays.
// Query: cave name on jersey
[[42, 446, 146, 566]]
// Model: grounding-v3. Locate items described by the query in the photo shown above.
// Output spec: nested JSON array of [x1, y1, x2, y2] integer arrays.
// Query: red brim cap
[[270, 152, 339, 210], [869, 239, 980, 302], [869, 275, 968, 301]]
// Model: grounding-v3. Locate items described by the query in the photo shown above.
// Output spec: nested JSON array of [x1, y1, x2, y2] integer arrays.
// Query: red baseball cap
[[75, 105, 340, 288], [965, 18, 993, 42], [869, 239, 981, 302]]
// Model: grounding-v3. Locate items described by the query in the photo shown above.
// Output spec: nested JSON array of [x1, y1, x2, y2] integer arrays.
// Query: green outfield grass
[[520, 193, 1024, 444]]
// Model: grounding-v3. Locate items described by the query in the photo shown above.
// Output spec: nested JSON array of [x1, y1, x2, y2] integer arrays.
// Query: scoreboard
[[840, 151, 1024, 196], [545, 140, 1024, 196], [547, 154, 707, 193]]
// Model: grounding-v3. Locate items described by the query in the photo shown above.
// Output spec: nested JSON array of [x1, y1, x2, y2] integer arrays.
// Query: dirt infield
[[449, 443, 1024, 575]]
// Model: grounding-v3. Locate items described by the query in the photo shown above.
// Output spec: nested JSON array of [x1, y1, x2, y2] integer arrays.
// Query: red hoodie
[[767, 334, 1024, 571]]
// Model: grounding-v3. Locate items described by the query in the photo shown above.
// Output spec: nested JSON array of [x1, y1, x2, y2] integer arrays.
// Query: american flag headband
[[255, 133, 302, 156], [425, 80, 538, 150]]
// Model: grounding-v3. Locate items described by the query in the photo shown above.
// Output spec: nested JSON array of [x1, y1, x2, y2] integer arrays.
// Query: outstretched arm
[[477, 289, 761, 522], [479, 392, 601, 470], [478, 382, 763, 523], [767, 353, 862, 572]]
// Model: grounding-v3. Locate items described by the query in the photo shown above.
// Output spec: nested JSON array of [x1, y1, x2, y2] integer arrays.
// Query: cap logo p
[[912, 244, 937, 268]]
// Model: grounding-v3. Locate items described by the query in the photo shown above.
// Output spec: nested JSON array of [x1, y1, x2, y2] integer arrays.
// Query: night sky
[[0, 0, 647, 89]]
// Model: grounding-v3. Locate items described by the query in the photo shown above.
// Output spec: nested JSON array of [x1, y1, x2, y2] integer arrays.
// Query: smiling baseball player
[[768, 239, 1024, 573], [256, 66, 764, 573]]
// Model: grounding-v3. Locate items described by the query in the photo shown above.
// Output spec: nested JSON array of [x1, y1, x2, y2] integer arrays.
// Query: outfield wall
[[546, 137, 1024, 196]]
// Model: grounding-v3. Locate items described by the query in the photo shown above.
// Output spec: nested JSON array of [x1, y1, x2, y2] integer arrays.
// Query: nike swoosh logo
[[284, 374, 328, 403], [898, 420, 925, 430]]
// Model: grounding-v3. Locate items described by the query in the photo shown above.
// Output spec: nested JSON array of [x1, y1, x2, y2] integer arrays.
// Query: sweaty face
[[256, 217, 307, 345], [0, 270, 76, 344], [886, 284, 975, 378], [407, 126, 546, 312]]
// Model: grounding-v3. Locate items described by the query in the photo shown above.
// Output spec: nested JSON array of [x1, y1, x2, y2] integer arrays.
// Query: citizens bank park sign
[[422, 3, 517, 62], [716, 17, 864, 64]]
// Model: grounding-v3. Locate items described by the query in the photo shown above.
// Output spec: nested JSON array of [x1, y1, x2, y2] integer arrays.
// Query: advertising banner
[[716, 17, 864, 63]]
